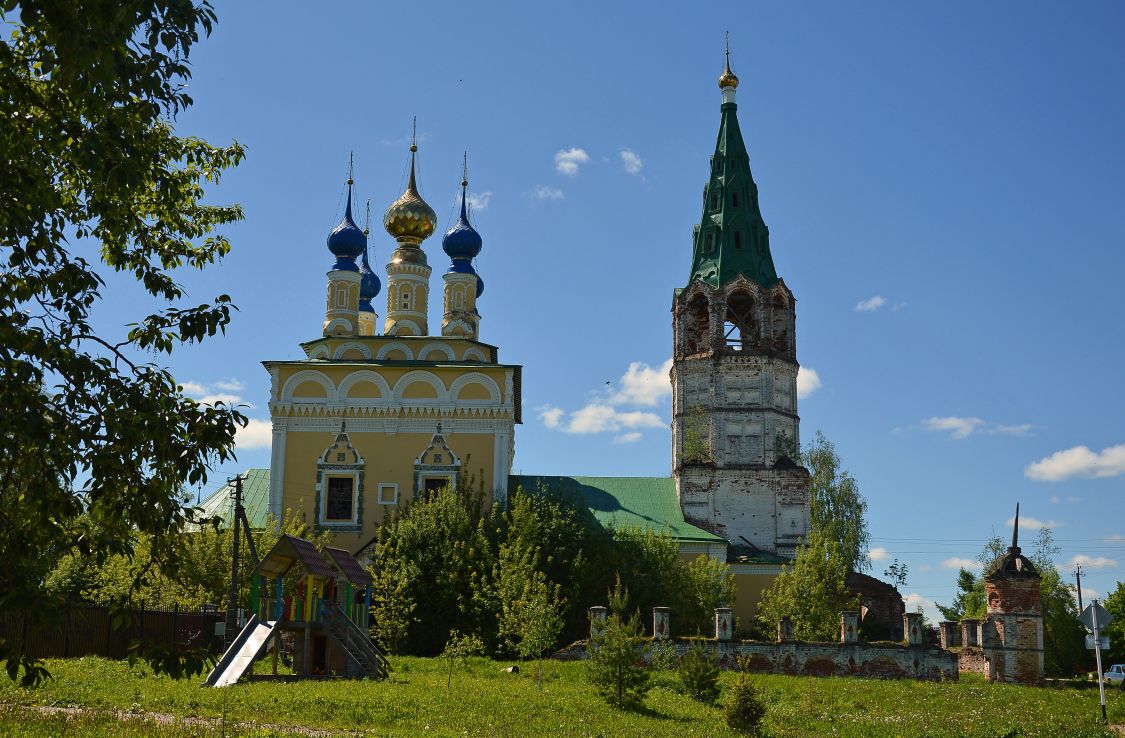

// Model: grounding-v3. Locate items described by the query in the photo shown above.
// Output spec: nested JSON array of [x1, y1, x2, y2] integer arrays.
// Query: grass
[[0, 657, 1121, 737]]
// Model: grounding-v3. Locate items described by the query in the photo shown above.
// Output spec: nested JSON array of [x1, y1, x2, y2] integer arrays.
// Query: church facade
[[239, 52, 808, 619]]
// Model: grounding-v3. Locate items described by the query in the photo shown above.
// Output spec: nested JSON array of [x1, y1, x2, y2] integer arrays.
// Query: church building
[[203, 51, 809, 622]]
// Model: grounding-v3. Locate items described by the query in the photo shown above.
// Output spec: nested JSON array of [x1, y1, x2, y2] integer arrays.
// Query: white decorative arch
[[324, 318, 353, 336], [386, 320, 422, 338], [392, 370, 448, 405], [461, 347, 488, 362], [280, 369, 336, 403], [418, 342, 455, 361], [308, 345, 330, 359], [337, 370, 392, 405], [376, 341, 414, 360], [449, 372, 501, 405], [332, 341, 372, 360]]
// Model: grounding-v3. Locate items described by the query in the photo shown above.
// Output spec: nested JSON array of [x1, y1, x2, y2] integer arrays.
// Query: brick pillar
[[840, 611, 859, 643], [652, 606, 670, 639], [903, 613, 923, 645], [714, 608, 733, 641], [961, 618, 980, 648], [589, 606, 607, 640], [777, 616, 794, 643], [939, 621, 961, 649]]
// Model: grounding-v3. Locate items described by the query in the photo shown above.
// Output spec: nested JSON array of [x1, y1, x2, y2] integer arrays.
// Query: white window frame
[[377, 482, 399, 506], [319, 470, 361, 527]]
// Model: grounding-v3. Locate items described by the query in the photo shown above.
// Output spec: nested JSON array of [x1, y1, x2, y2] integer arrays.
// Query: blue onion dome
[[442, 182, 482, 259], [327, 181, 365, 270], [383, 144, 437, 242], [358, 244, 380, 310], [475, 273, 484, 298]]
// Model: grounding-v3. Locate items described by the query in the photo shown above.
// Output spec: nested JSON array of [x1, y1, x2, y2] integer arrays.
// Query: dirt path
[[23, 704, 349, 736]]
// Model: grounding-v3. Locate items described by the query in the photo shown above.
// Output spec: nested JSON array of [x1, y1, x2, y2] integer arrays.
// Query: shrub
[[586, 580, 651, 710], [677, 642, 720, 703], [724, 672, 767, 734]]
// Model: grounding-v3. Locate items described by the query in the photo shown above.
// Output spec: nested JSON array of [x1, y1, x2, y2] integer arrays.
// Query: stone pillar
[[777, 616, 794, 643], [961, 618, 980, 648], [589, 606, 607, 640], [903, 613, 923, 645], [714, 608, 733, 641], [840, 611, 859, 644], [939, 621, 961, 649], [652, 606, 670, 639]]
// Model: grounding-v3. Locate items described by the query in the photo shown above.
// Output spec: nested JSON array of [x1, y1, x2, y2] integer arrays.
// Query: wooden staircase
[[322, 602, 390, 679]]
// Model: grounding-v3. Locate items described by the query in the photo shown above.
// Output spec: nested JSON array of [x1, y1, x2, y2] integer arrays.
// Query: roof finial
[[410, 116, 417, 153], [1012, 502, 1020, 550], [462, 151, 469, 189], [725, 30, 730, 68], [363, 197, 371, 237], [718, 32, 740, 90]]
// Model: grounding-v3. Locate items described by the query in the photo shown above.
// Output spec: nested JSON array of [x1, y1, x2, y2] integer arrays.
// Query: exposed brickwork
[[979, 532, 1045, 685], [847, 572, 905, 640]]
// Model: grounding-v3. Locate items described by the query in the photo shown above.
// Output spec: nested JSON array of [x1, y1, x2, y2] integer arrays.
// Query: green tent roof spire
[[688, 52, 779, 289]]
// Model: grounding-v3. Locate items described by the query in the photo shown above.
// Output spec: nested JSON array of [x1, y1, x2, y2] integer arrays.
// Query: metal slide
[[204, 615, 276, 687]]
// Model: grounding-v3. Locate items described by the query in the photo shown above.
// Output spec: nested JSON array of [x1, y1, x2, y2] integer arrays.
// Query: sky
[[85, 1, 1125, 622]]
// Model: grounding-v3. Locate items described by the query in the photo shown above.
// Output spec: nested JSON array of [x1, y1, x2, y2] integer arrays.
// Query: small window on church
[[734, 231, 742, 250], [402, 292, 411, 310], [378, 483, 398, 505], [423, 477, 450, 497], [336, 452, 346, 462], [705, 233, 713, 253], [711, 192, 718, 210], [454, 290, 464, 310], [732, 192, 739, 207], [325, 476, 354, 521]]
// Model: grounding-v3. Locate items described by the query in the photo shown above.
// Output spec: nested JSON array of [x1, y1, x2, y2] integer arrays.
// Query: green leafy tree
[[441, 630, 484, 690], [804, 431, 869, 573], [757, 528, 860, 641], [586, 580, 650, 710], [611, 527, 682, 626], [883, 559, 909, 589], [508, 573, 565, 691], [368, 551, 417, 656], [678, 641, 720, 703], [937, 568, 986, 621], [0, 1, 244, 684], [677, 554, 735, 636], [1102, 581, 1125, 667]]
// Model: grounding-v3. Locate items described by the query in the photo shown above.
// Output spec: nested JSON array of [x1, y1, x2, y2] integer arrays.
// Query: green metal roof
[[509, 475, 724, 544], [196, 468, 271, 528]]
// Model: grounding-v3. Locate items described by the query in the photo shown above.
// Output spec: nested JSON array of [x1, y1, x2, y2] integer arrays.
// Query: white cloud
[[855, 295, 887, 312], [181, 380, 253, 409], [868, 547, 889, 562], [992, 423, 1035, 437], [923, 416, 985, 440], [797, 367, 822, 399], [1067, 554, 1118, 570], [1025, 444, 1125, 482], [1006, 515, 1061, 530], [614, 432, 643, 444], [903, 593, 941, 623], [566, 404, 664, 434], [1105, 534, 1125, 542], [181, 381, 208, 396], [1079, 588, 1100, 602], [197, 393, 246, 407], [610, 359, 673, 407], [537, 405, 564, 429], [466, 191, 493, 211], [619, 148, 643, 176], [532, 185, 565, 201], [942, 557, 983, 571], [235, 418, 272, 450], [554, 148, 589, 176], [1049, 495, 1060, 504], [214, 379, 245, 392], [917, 564, 933, 572]]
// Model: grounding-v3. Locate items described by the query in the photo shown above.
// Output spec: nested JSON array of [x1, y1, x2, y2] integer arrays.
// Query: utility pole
[[225, 474, 247, 648], [1075, 565, 1084, 612]]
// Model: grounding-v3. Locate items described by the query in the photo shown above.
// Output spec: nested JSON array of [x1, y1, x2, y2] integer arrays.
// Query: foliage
[[499, 544, 565, 690], [3, 656, 1124, 737], [757, 528, 860, 641], [441, 630, 484, 689], [1103, 580, 1125, 667], [680, 405, 712, 464], [937, 568, 986, 621], [883, 558, 908, 589], [678, 641, 720, 703], [803, 431, 870, 573], [610, 527, 683, 625], [678, 553, 736, 637], [724, 662, 767, 735], [367, 486, 494, 656], [586, 580, 651, 710], [0, 0, 244, 684]]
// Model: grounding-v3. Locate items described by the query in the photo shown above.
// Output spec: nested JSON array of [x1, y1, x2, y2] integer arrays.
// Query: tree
[[756, 528, 860, 641], [680, 406, 712, 464], [586, 580, 650, 710], [937, 568, 986, 621], [1102, 581, 1125, 667], [804, 431, 869, 573], [509, 574, 565, 691], [677, 554, 735, 636], [1, 1, 244, 683], [441, 630, 484, 690], [678, 641, 720, 703], [884, 559, 909, 589]]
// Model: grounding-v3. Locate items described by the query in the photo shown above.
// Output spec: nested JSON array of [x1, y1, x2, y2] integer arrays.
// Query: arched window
[[401, 289, 411, 311], [710, 191, 718, 210], [723, 291, 757, 351], [454, 288, 464, 310], [734, 231, 742, 250], [705, 233, 713, 253], [684, 295, 710, 355]]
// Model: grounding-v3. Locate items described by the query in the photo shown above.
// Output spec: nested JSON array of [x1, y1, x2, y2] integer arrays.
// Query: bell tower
[[671, 44, 810, 558]]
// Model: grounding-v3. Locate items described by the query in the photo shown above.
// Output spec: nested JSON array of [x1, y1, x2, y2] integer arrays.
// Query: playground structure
[[205, 534, 388, 686]]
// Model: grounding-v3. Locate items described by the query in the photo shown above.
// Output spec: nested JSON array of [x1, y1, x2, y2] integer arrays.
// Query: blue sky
[[91, 2, 1124, 620]]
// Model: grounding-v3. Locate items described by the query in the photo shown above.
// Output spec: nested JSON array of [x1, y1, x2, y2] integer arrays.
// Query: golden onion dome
[[718, 58, 739, 90], [383, 146, 437, 242]]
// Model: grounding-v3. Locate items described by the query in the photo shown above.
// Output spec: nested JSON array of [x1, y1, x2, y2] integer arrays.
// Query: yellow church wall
[[298, 335, 499, 364], [731, 571, 778, 629]]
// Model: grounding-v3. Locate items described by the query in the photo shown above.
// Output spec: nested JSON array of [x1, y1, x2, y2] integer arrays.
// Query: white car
[[1106, 664, 1125, 685]]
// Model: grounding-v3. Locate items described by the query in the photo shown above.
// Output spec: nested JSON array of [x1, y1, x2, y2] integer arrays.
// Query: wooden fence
[[0, 602, 226, 661]]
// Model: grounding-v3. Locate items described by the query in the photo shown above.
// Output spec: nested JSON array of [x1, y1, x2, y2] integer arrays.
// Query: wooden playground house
[[206, 534, 387, 686]]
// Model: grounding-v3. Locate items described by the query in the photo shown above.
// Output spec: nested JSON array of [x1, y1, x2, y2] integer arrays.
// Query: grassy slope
[[0, 657, 1122, 738]]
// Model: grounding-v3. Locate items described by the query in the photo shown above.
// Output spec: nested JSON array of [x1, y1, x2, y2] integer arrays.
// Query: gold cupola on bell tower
[[383, 120, 438, 337]]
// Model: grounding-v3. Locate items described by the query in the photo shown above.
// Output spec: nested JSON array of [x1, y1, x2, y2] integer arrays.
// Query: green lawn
[[0, 657, 1122, 737]]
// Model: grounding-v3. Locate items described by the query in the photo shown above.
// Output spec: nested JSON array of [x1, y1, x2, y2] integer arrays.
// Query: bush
[[586, 580, 651, 710], [724, 672, 767, 734], [678, 642, 720, 703]]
